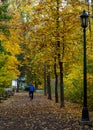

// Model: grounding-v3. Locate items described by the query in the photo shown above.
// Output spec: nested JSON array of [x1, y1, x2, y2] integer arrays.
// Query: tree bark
[[56, 0, 64, 107], [54, 57, 59, 103], [59, 61, 64, 107], [16, 79, 20, 92], [47, 71, 52, 100], [44, 64, 47, 96]]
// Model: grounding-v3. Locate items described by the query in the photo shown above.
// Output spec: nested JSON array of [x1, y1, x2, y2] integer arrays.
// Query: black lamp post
[[80, 10, 92, 126]]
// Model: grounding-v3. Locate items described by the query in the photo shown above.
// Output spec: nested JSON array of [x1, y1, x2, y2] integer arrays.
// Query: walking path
[[0, 92, 93, 130]]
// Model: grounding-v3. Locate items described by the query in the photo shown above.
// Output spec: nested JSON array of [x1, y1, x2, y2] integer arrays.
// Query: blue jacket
[[29, 84, 35, 92]]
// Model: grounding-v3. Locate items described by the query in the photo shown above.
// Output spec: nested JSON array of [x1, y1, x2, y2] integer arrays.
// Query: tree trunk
[[47, 71, 52, 100], [44, 64, 47, 96], [54, 57, 59, 103], [56, 0, 64, 107], [59, 61, 64, 107], [35, 80, 38, 89], [16, 79, 20, 92]]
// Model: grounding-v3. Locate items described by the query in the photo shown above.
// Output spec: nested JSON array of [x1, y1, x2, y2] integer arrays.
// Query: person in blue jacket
[[29, 84, 35, 99]]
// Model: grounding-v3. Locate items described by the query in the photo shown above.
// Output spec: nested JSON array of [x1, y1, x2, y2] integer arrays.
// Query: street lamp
[[79, 10, 92, 126]]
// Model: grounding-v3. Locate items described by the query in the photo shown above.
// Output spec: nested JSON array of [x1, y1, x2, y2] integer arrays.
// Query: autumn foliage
[[0, 0, 93, 109]]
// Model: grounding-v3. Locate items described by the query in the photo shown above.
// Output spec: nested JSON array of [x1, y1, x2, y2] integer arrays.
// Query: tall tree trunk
[[56, 0, 64, 107], [47, 71, 52, 100], [35, 80, 38, 90], [44, 64, 47, 96], [54, 57, 59, 103], [16, 79, 20, 92], [59, 61, 64, 107], [34, 74, 37, 89]]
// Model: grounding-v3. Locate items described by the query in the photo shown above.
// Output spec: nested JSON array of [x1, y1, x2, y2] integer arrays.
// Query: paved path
[[0, 92, 92, 130]]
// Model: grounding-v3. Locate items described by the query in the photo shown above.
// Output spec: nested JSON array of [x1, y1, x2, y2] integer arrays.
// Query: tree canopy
[[0, 0, 93, 109]]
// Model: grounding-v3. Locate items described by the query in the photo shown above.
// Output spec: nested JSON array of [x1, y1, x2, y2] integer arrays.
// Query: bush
[[24, 86, 29, 91], [0, 88, 5, 97], [65, 78, 83, 104]]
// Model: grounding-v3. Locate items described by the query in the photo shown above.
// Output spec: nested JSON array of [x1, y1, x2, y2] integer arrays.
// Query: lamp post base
[[79, 107, 92, 126], [79, 120, 92, 126]]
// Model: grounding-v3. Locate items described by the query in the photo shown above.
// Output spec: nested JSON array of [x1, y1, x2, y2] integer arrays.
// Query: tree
[[0, 2, 21, 87]]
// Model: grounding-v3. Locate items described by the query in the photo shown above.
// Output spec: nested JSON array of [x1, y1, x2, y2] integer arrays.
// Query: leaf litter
[[0, 92, 93, 130]]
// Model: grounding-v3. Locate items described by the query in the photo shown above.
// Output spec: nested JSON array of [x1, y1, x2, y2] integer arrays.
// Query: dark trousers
[[29, 91, 34, 99]]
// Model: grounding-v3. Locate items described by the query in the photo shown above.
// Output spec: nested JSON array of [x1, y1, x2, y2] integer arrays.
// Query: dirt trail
[[0, 92, 92, 130]]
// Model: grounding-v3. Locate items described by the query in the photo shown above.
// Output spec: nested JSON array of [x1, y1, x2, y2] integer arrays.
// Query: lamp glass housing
[[80, 10, 89, 28]]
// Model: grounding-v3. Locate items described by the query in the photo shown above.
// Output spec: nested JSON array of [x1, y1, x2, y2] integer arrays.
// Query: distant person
[[29, 84, 35, 100]]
